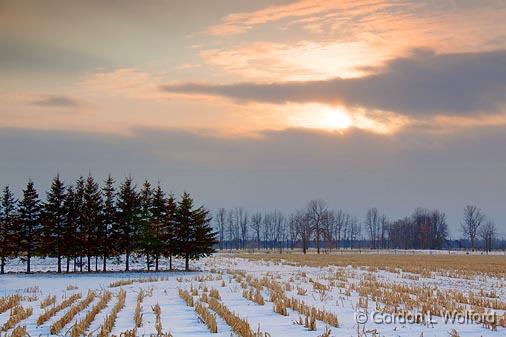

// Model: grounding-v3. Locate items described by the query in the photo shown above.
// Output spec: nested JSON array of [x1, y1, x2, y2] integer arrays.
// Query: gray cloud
[[0, 125, 505, 233], [162, 49, 506, 117], [30, 95, 82, 108]]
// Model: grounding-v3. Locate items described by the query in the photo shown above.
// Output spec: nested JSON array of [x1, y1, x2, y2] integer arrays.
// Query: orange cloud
[[201, 40, 397, 81], [202, 1, 506, 83], [207, 0, 389, 36]]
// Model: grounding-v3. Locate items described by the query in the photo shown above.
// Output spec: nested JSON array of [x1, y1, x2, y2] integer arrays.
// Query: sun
[[321, 107, 352, 130], [286, 104, 353, 131]]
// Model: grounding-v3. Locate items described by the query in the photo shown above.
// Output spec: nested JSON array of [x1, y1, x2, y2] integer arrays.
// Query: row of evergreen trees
[[0, 175, 217, 274]]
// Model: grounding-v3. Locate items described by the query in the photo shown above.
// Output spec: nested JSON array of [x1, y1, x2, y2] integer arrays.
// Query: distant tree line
[[0, 175, 216, 274], [214, 199, 502, 253]]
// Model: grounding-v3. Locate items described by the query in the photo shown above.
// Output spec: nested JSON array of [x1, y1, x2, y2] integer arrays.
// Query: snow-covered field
[[0, 253, 504, 337]]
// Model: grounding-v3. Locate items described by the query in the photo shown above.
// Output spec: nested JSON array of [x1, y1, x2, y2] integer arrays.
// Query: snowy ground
[[0, 253, 504, 337]]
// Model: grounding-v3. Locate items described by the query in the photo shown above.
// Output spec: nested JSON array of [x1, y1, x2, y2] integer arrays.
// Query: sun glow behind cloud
[[285, 104, 409, 134], [288, 105, 352, 131]]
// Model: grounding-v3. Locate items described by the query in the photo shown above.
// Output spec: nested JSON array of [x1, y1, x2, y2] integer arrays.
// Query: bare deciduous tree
[[294, 210, 311, 254], [379, 214, 388, 249], [250, 212, 262, 250], [272, 210, 286, 252], [226, 210, 236, 250], [288, 213, 297, 250], [462, 205, 486, 251], [480, 221, 497, 253], [262, 213, 272, 249], [306, 199, 327, 254], [347, 216, 361, 249], [365, 207, 380, 249], [333, 210, 347, 250], [215, 208, 226, 250], [236, 207, 248, 249]]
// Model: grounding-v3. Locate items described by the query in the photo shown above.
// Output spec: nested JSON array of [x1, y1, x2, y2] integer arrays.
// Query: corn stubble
[[1, 305, 33, 332], [50, 291, 96, 335], [37, 292, 82, 325], [70, 290, 112, 337], [98, 289, 126, 337]]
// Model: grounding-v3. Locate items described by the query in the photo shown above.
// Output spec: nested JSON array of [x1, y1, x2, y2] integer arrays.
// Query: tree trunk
[[316, 227, 320, 254], [66, 257, 70, 273], [185, 254, 189, 271], [1, 257, 5, 274], [103, 254, 107, 272], [125, 251, 130, 272], [27, 253, 31, 274], [57, 255, 62, 273], [87, 255, 91, 272], [169, 254, 172, 271], [80, 256, 83, 272], [155, 255, 159, 272], [146, 255, 150, 271]]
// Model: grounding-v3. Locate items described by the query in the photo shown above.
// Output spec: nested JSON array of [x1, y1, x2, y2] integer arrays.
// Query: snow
[[0, 254, 504, 336]]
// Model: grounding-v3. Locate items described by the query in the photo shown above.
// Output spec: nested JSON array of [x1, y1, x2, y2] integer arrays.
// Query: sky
[[1, 0, 505, 235]]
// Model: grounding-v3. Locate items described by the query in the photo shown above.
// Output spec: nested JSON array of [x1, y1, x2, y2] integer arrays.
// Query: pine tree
[[151, 184, 167, 271], [101, 175, 117, 272], [115, 177, 140, 271], [74, 176, 85, 272], [81, 175, 102, 272], [18, 180, 42, 273], [62, 185, 78, 272], [164, 193, 177, 270], [138, 180, 154, 270], [42, 175, 66, 273], [0, 186, 17, 274], [174, 192, 216, 271]]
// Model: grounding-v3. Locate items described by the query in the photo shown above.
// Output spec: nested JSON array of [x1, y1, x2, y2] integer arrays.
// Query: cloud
[[162, 49, 506, 117], [30, 95, 83, 108], [206, 0, 391, 36], [200, 40, 392, 81]]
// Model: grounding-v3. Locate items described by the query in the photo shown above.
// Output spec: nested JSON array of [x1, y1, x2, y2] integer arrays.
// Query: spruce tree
[[43, 175, 66, 273], [174, 192, 216, 271], [18, 180, 42, 273], [139, 180, 154, 270], [115, 177, 140, 271], [151, 184, 167, 271], [164, 193, 177, 270], [62, 185, 78, 272], [74, 176, 85, 272], [0, 186, 17, 274], [101, 175, 117, 272], [82, 175, 102, 272]]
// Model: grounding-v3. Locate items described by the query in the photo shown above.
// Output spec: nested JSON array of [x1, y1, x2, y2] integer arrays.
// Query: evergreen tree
[[115, 177, 140, 271], [163, 193, 177, 270], [0, 186, 17, 274], [62, 185, 78, 272], [18, 180, 42, 273], [174, 192, 216, 271], [74, 177, 85, 271], [101, 175, 117, 272], [151, 184, 167, 271], [138, 180, 154, 270], [42, 175, 66, 273], [81, 175, 102, 272]]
